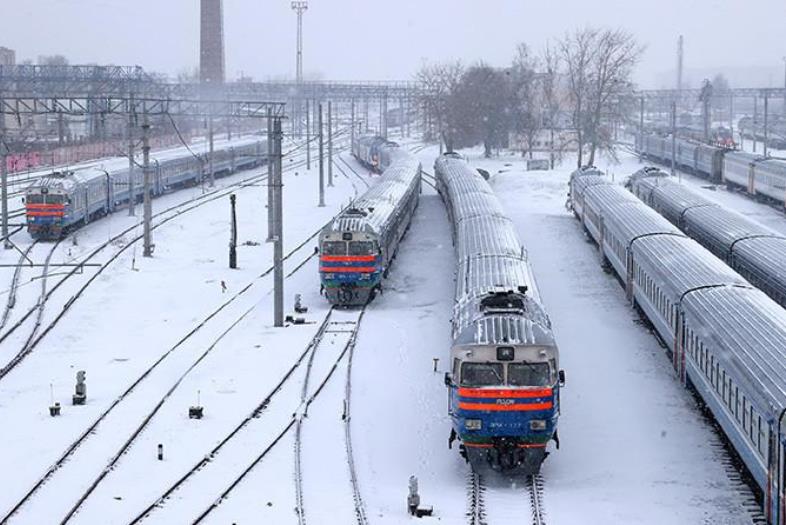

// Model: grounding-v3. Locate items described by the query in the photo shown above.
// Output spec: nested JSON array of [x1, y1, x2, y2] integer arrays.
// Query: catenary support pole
[[208, 111, 215, 187], [0, 96, 9, 249], [273, 118, 284, 327], [127, 93, 136, 216], [671, 101, 677, 179], [351, 98, 356, 146], [267, 108, 274, 242], [639, 96, 645, 162], [318, 103, 325, 207], [753, 95, 758, 153], [142, 111, 153, 257], [764, 90, 770, 158], [306, 99, 311, 170], [328, 101, 334, 187]]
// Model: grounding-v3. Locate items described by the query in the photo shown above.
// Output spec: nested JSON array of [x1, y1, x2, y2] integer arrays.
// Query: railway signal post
[[229, 194, 237, 269]]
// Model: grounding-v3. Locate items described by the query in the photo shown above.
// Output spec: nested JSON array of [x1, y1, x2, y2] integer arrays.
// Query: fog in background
[[3, 0, 785, 87]]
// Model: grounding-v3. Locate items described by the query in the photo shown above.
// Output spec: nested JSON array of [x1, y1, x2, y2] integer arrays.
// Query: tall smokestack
[[200, 0, 225, 87]]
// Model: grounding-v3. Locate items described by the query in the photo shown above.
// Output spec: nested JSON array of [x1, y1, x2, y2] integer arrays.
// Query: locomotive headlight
[[323, 273, 336, 280], [465, 419, 482, 431], [529, 420, 547, 431]]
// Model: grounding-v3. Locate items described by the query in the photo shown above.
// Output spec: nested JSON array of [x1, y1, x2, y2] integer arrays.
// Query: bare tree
[[585, 29, 643, 165], [510, 43, 544, 158], [558, 28, 643, 167], [559, 28, 597, 167], [541, 43, 566, 168], [415, 60, 464, 151]]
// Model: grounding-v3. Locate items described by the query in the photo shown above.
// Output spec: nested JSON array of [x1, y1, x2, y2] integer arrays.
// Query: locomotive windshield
[[349, 241, 377, 256], [480, 293, 525, 312], [461, 363, 504, 387], [27, 194, 45, 204], [508, 362, 552, 387], [322, 241, 347, 255]]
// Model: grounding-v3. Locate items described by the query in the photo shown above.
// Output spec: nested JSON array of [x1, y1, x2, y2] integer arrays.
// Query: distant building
[[0, 46, 15, 66], [200, 0, 225, 88]]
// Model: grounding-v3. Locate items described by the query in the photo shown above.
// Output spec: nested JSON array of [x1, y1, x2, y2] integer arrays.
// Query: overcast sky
[[3, 0, 785, 88]]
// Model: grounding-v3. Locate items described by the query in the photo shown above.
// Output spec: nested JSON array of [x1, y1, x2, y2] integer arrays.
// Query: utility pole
[[328, 101, 334, 187], [267, 108, 274, 242], [0, 95, 9, 249], [291, 1, 308, 83], [229, 194, 237, 269], [318, 103, 325, 207], [208, 111, 215, 187], [142, 111, 153, 258], [272, 118, 284, 327], [671, 101, 677, 179], [306, 99, 311, 170]]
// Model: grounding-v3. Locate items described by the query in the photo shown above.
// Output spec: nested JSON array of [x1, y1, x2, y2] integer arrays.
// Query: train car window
[[349, 241, 377, 256], [508, 362, 552, 387], [453, 358, 460, 378], [322, 241, 347, 255], [460, 362, 504, 387]]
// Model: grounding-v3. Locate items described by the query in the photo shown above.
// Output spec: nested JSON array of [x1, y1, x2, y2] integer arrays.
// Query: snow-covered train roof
[[632, 235, 751, 298], [683, 287, 786, 414], [601, 201, 684, 245], [326, 155, 420, 235], [453, 314, 555, 347], [25, 136, 265, 193], [435, 153, 553, 349]]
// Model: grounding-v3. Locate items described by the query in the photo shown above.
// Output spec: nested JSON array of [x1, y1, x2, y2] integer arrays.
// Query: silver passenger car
[[570, 168, 786, 524], [628, 169, 786, 308]]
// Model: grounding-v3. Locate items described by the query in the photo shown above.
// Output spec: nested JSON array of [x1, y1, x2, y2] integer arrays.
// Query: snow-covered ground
[[0, 135, 770, 524]]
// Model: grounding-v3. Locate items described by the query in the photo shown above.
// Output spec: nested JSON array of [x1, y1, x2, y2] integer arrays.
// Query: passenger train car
[[435, 152, 564, 474], [635, 133, 786, 207], [318, 135, 421, 306], [627, 167, 786, 308], [570, 167, 786, 525], [25, 138, 265, 239]]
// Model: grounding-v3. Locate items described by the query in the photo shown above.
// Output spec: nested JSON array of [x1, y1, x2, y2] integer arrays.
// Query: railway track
[[0, 139, 353, 383], [466, 471, 487, 525], [152, 308, 366, 524], [420, 169, 437, 191], [0, 240, 38, 331], [336, 154, 372, 189], [0, 197, 354, 524], [465, 471, 546, 525], [527, 474, 547, 525], [343, 306, 369, 525]]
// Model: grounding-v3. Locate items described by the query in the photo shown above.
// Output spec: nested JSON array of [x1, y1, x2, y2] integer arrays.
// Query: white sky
[[3, 0, 785, 87]]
